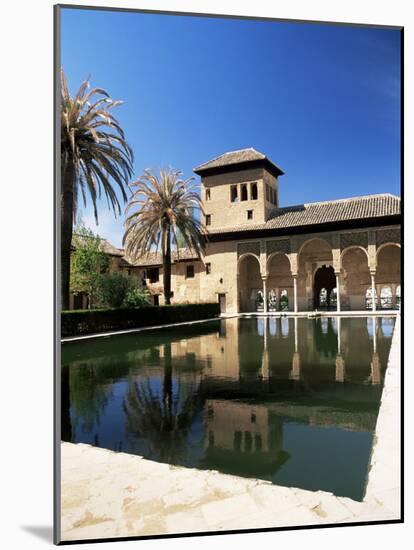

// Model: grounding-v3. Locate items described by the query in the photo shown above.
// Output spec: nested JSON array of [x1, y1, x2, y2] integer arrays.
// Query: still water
[[61, 316, 395, 501]]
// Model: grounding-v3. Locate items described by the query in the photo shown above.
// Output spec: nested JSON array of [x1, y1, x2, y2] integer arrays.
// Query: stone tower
[[193, 148, 284, 230]]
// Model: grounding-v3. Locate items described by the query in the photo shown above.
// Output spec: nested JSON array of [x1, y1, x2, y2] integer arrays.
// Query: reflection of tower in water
[[204, 399, 284, 459]]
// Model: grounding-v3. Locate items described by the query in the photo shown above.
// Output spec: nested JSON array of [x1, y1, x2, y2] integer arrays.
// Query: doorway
[[314, 265, 336, 309]]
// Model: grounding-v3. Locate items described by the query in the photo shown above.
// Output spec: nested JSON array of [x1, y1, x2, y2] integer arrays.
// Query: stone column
[[335, 272, 341, 313], [370, 271, 377, 312], [293, 276, 298, 313], [262, 277, 268, 314]]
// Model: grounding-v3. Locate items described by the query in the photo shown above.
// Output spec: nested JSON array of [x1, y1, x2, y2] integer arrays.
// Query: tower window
[[241, 184, 248, 201], [205, 188, 211, 200], [205, 214, 211, 226], [247, 210, 253, 220], [186, 265, 195, 278], [251, 182, 258, 200], [266, 184, 270, 202], [230, 185, 238, 202], [205, 262, 211, 274]]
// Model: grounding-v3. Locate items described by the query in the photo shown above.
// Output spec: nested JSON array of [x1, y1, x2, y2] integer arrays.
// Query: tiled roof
[[194, 147, 284, 175], [207, 193, 401, 234], [124, 248, 201, 267], [71, 234, 123, 256]]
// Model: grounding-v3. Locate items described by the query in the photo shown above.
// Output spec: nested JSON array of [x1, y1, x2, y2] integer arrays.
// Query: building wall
[[69, 225, 401, 313]]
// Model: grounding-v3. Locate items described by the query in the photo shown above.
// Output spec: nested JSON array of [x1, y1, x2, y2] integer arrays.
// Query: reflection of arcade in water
[[200, 316, 394, 487], [61, 316, 395, 500]]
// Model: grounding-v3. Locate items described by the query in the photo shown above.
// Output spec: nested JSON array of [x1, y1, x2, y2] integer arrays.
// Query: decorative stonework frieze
[[376, 228, 401, 247], [237, 241, 260, 258], [340, 231, 368, 250], [266, 239, 291, 256]]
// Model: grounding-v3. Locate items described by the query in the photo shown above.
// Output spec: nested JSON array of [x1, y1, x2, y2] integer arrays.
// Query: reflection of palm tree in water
[[69, 364, 112, 435], [123, 343, 205, 463]]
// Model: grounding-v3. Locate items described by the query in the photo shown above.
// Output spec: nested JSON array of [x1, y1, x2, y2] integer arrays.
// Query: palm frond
[[60, 69, 133, 223]]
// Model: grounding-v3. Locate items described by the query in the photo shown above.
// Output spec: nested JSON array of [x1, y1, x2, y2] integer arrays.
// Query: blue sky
[[61, 7, 401, 247]]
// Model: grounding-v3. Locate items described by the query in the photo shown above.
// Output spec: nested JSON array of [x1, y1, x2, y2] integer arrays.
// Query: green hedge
[[61, 303, 220, 337]]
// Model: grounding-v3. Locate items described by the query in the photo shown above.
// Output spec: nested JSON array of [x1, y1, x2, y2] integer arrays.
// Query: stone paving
[[60, 316, 401, 542]]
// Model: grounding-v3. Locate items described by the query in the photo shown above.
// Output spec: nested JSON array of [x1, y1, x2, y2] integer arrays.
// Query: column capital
[[370, 270, 377, 277], [261, 275, 268, 281]]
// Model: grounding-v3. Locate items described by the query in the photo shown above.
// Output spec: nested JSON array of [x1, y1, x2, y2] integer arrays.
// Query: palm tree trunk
[[163, 226, 172, 305], [61, 162, 74, 311]]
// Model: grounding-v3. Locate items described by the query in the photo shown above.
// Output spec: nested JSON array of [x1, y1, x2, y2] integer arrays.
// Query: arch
[[340, 245, 369, 264], [267, 253, 293, 311], [298, 237, 332, 256], [342, 247, 371, 310], [266, 251, 292, 271], [237, 253, 260, 275], [376, 242, 401, 258], [298, 237, 333, 311], [375, 244, 400, 297], [238, 253, 263, 312], [251, 182, 258, 200]]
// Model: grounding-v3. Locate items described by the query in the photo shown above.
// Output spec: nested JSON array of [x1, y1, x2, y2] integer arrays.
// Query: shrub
[[96, 272, 150, 309], [61, 303, 220, 337], [123, 287, 152, 308]]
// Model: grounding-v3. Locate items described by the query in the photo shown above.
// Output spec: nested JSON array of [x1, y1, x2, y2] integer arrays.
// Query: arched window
[[241, 184, 248, 201], [269, 317, 277, 336], [396, 285, 401, 310], [230, 185, 238, 202], [280, 289, 289, 311], [380, 286, 393, 309], [250, 182, 258, 200], [365, 287, 378, 309], [319, 288, 328, 307]]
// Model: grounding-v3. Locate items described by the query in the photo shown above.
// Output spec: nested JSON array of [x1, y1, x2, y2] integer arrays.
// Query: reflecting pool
[[61, 316, 395, 501]]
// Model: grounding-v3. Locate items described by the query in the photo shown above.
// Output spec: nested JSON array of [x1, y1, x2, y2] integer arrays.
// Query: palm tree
[[123, 168, 205, 304], [60, 69, 134, 310]]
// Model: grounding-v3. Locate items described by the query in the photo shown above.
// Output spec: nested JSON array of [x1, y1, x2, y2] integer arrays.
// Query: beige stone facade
[[71, 148, 401, 314]]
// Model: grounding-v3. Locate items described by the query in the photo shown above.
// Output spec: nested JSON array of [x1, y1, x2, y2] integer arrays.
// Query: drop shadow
[[21, 525, 54, 543]]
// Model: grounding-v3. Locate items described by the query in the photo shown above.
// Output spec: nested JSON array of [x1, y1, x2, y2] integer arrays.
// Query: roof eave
[[194, 158, 284, 178]]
